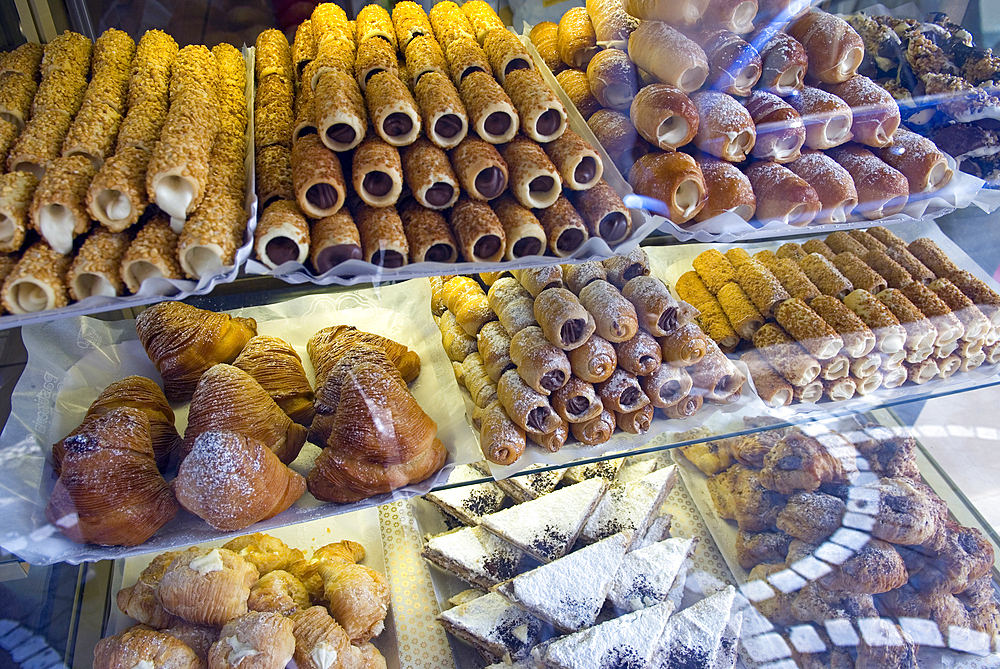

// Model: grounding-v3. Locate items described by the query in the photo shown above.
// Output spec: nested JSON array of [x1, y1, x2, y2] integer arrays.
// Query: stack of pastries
[[0, 29, 250, 317], [531, 1, 958, 228], [98, 533, 388, 669], [674, 227, 1000, 405], [44, 299, 446, 547], [252, 1, 634, 276], [680, 419, 1000, 664], [431, 247, 742, 466]]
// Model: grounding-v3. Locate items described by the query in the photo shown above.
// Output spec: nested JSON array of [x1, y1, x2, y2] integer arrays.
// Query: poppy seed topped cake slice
[[580, 465, 677, 550], [480, 477, 607, 563], [652, 585, 736, 669], [422, 525, 530, 590], [496, 463, 565, 502], [496, 532, 630, 633], [437, 591, 551, 662], [425, 463, 507, 526], [564, 456, 626, 484], [607, 536, 698, 614]]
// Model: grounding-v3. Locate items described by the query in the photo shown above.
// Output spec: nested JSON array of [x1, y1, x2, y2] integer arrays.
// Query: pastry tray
[[0, 45, 259, 333], [646, 218, 1000, 417], [0, 280, 481, 566]]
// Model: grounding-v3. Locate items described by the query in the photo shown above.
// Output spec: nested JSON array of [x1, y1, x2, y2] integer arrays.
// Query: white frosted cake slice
[[496, 463, 565, 502], [711, 610, 743, 669], [481, 478, 607, 563], [496, 532, 630, 633], [539, 601, 675, 669], [438, 591, 551, 662], [652, 586, 735, 669], [580, 465, 677, 549], [608, 536, 698, 614], [422, 525, 529, 590], [636, 514, 673, 550], [615, 457, 659, 484], [425, 464, 507, 526]]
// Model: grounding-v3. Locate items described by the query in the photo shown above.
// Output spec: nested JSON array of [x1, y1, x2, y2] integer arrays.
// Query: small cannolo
[[568, 334, 617, 383], [788, 12, 864, 85], [445, 37, 492, 86], [929, 278, 992, 340], [628, 152, 707, 226], [883, 245, 934, 285], [745, 90, 805, 163], [450, 135, 509, 201], [578, 279, 639, 343], [589, 110, 651, 178], [491, 194, 546, 260], [849, 351, 880, 378], [429, 1, 475, 48], [863, 248, 914, 290], [901, 282, 964, 347], [30, 154, 96, 254], [543, 130, 603, 193], [802, 239, 835, 260], [255, 145, 294, 211], [878, 363, 906, 389], [688, 340, 745, 403], [691, 91, 756, 162], [735, 259, 789, 318], [255, 29, 294, 81], [488, 277, 536, 335], [509, 325, 572, 394], [903, 357, 939, 384], [356, 3, 396, 49], [501, 135, 562, 209], [534, 287, 596, 351], [659, 322, 710, 368], [717, 281, 764, 339], [741, 349, 793, 407], [450, 196, 506, 263], [985, 342, 1000, 365], [463, 0, 505, 44], [557, 7, 600, 69], [827, 145, 908, 220], [0, 171, 38, 254], [292, 134, 345, 218], [877, 288, 938, 359], [833, 252, 887, 294], [785, 86, 854, 150], [366, 71, 421, 147], [960, 348, 987, 372], [399, 198, 458, 264], [571, 180, 631, 245], [310, 211, 362, 273], [537, 194, 589, 257], [292, 21, 317, 77], [798, 252, 853, 299], [810, 294, 876, 357], [479, 400, 525, 465], [822, 376, 856, 401], [571, 409, 615, 445], [356, 203, 408, 268], [86, 147, 150, 232], [561, 70, 603, 124], [604, 247, 650, 288], [936, 355, 961, 379], [67, 227, 130, 300], [586, 0, 639, 49], [867, 226, 906, 249], [391, 1, 432, 51], [353, 37, 398, 93], [503, 69, 567, 143], [255, 97, 294, 152], [694, 157, 755, 223], [691, 248, 735, 294], [675, 271, 735, 347], [120, 215, 182, 293], [176, 194, 246, 280], [478, 320, 516, 382], [907, 237, 957, 279], [145, 113, 217, 227], [628, 85, 698, 154], [292, 84, 317, 144], [701, 29, 761, 97], [351, 137, 403, 208], [822, 75, 900, 148], [641, 361, 694, 409], [623, 275, 694, 336], [776, 242, 807, 261], [400, 138, 460, 211], [752, 29, 808, 96], [7, 108, 74, 178], [784, 151, 857, 224], [563, 262, 607, 295], [483, 28, 533, 85], [517, 265, 564, 297], [31, 71, 88, 117], [0, 73, 37, 132], [459, 69, 521, 143], [254, 200, 310, 269], [762, 258, 821, 302], [498, 368, 561, 435], [314, 70, 366, 152], [774, 297, 844, 359], [551, 376, 603, 424], [614, 329, 662, 376], [413, 72, 467, 150], [631, 23, 708, 92], [843, 289, 907, 354], [530, 21, 564, 74], [0, 118, 16, 168], [586, 48, 638, 111], [745, 161, 821, 227], [751, 323, 821, 386], [1, 240, 70, 313]]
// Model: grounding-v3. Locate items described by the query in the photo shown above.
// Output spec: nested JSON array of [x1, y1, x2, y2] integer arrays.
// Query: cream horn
[[798, 252, 853, 298], [597, 367, 650, 413], [413, 71, 468, 150], [504, 69, 567, 143], [534, 287, 596, 350], [689, 339, 745, 403], [30, 154, 95, 254], [354, 37, 398, 93], [538, 194, 589, 257], [491, 194, 546, 260], [691, 91, 756, 161], [629, 84, 699, 151], [753, 29, 807, 96], [355, 203, 408, 268], [441, 276, 497, 337], [716, 281, 763, 339], [449, 135, 508, 201], [745, 161, 820, 227], [579, 279, 639, 343], [623, 275, 693, 336], [785, 86, 853, 150], [551, 376, 603, 423], [313, 69, 365, 152], [483, 28, 533, 85], [445, 36, 491, 86], [568, 334, 617, 383], [736, 258, 790, 317], [428, 2, 473, 49], [292, 21, 317, 77], [254, 200, 309, 269], [745, 91, 806, 162], [450, 196, 506, 263], [614, 329, 662, 376], [293, 134, 345, 218], [401, 138, 460, 210], [543, 129, 603, 192], [843, 289, 907, 354], [530, 21, 565, 74], [641, 360, 694, 409], [702, 29, 761, 97], [351, 137, 403, 208], [440, 310, 477, 363], [500, 135, 563, 209], [784, 151, 857, 224], [563, 261, 607, 294], [826, 230, 870, 256], [310, 211, 362, 273], [883, 244, 934, 284], [751, 323, 820, 386], [463, 1, 505, 44], [690, 249, 733, 295], [558, 6, 600, 69], [586, 48, 639, 111], [479, 320, 516, 382], [311, 3, 353, 49], [479, 400, 525, 465], [615, 404, 651, 434], [82, 147, 147, 233], [366, 71, 421, 147], [929, 278, 992, 340], [604, 247, 650, 288], [509, 325, 573, 394], [629, 151, 707, 225], [459, 70, 519, 144], [789, 12, 864, 85], [489, 277, 537, 335], [822, 76, 900, 148], [802, 238, 835, 260], [589, 109, 652, 176], [833, 252, 887, 294], [628, 21, 708, 93], [398, 197, 458, 264], [67, 227, 130, 300], [390, 0, 431, 51], [256, 145, 293, 211], [693, 156, 755, 223], [498, 368, 561, 435], [901, 282, 964, 347], [762, 257, 821, 302], [828, 145, 908, 220], [571, 180, 631, 245], [586, 0, 639, 49], [560, 70, 603, 123], [705, 0, 757, 33], [626, 0, 708, 26], [405, 34, 449, 88], [0, 171, 37, 254], [658, 322, 708, 368], [1, 241, 69, 313], [878, 128, 953, 194], [119, 214, 182, 293]]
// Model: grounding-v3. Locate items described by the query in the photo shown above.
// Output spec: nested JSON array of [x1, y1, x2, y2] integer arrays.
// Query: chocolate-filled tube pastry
[[664, 391, 704, 418], [689, 341, 745, 403], [798, 252, 853, 298], [930, 278, 992, 340], [614, 330, 662, 376], [450, 196, 506, 263], [691, 91, 756, 162], [563, 262, 607, 295], [833, 252, 887, 294], [752, 323, 821, 385], [406, 35, 450, 89], [401, 138, 460, 211], [529, 418, 569, 451], [753, 29, 807, 96], [629, 21, 708, 93], [641, 362, 693, 409], [558, 7, 599, 69], [67, 228, 129, 300], [293, 86, 317, 145], [745, 91, 806, 162], [736, 259, 790, 318], [0, 171, 37, 253], [784, 152, 857, 224], [314, 70, 366, 152], [529, 22, 565, 74], [569, 334, 617, 383], [788, 12, 864, 85], [534, 287, 596, 351], [659, 322, 710, 367], [478, 320, 516, 382], [398, 198, 458, 264], [490, 195, 546, 260], [355, 203, 408, 268], [717, 282, 763, 339], [293, 135, 346, 218], [30, 154, 96, 255], [391, 1, 432, 51], [810, 295, 876, 357], [445, 37, 492, 86], [256, 145, 293, 212], [785, 87, 853, 150], [617, 404, 653, 434], [629, 152, 707, 225], [597, 367, 649, 413], [586, 49, 639, 111], [458, 71, 519, 146], [544, 130, 603, 193], [414, 72, 468, 150], [538, 194, 589, 257], [877, 288, 938, 358], [428, 2, 474, 50], [774, 297, 844, 359], [354, 37, 398, 94], [488, 277, 537, 334], [501, 135, 563, 209], [883, 245, 934, 285], [550, 376, 606, 425], [630, 85, 700, 155], [310, 211, 362, 273], [702, 30, 761, 97], [694, 157, 755, 223], [901, 282, 964, 347], [482, 29, 533, 86], [254, 200, 310, 269], [509, 325, 572, 394], [449, 135, 509, 201], [352, 137, 403, 208], [504, 69, 568, 144], [516, 265, 564, 297], [705, 0, 757, 34], [571, 409, 616, 445], [745, 161, 821, 227], [120, 215, 182, 293], [878, 128, 953, 194], [366, 71, 422, 147], [479, 400, 526, 465], [828, 145, 908, 220], [578, 279, 639, 344], [604, 247, 650, 289], [740, 349, 793, 407], [863, 248, 913, 290], [626, 0, 708, 26], [498, 368, 561, 435], [623, 275, 692, 336], [822, 76, 899, 149], [843, 289, 907, 354], [1, 241, 70, 313], [571, 180, 632, 245], [589, 109, 652, 175]]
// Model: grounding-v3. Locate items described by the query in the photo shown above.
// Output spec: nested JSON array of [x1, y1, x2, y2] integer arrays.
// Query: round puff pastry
[[208, 611, 295, 669], [157, 547, 259, 627]]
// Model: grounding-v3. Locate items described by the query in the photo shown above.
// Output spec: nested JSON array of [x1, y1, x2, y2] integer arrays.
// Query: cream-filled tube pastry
[[530, 22, 565, 74], [538, 194, 589, 257], [7, 109, 73, 179], [694, 156, 755, 223], [822, 76, 900, 148], [745, 91, 806, 162], [399, 198, 458, 263], [877, 288, 938, 358], [366, 71, 422, 147], [87, 147, 150, 232], [688, 340, 744, 403], [558, 7, 600, 69], [0, 73, 37, 132], [745, 161, 821, 227], [478, 320, 515, 382], [60, 98, 122, 170], [626, 0, 708, 26], [120, 215, 182, 293], [740, 349, 793, 407], [751, 323, 820, 385], [571, 180, 631, 245], [449, 135, 508, 201], [310, 211, 362, 273], [509, 325, 572, 394], [561, 70, 603, 123], [753, 29, 808, 96], [832, 252, 886, 294], [402, 138, 460, 210], [311, 2, 353, 48], [501, 136, 562, 209], [254, 200, 310, 269], [883, 244, 933, 285], [809, 294, 876, 357], [929, 278, 992, 341], [590, 109, 652, 175], [828, 145, 908, 220], [543, 129, 603, 191], [503, 69, 567, 144], [705, 0, 757, 34], [352, 137, 403, 208], [788, 12, 864, 85], [785, 87, 853, 150], [145, 112, 215, 229], [0, 171, 37, 253], [628, 152, 707, 225], [405, 35, 449, 88], [459, 71, 519, 144], [177, 196, 246, 280], [292, 135, 345, 218], [489, 277, 537, 334], [877, 128, 953, 194], [534, 287, 596, 351], [30, 155, 96, 255], [629, 21, 708, 93], [702, 30, 761, 97], [736, 258, 790, 317], [775, 297, 844, 359], [587, 0, 639, 49], [716, 281, 763, 338], [414, 72, 468, 150], [798, 252, 853, 299], [67, 227, 129, 300], [293, 85, 317, 145], [491, 194, 546, 260], [314, 70, 366, 152], [1, 241, 70, 313], [450, 196, 505, 263], [586, 49, 639, 111], [353, 37, 398, 93], [785, 151, 858, 224], [629, 84, 699, 151], [901, 282, 964, 347], [483, 29, 533, 84], [692, 91, 756, 162], [563, 261, 607, 295], [843, 289, 906, 354], [356, 203, 408, 268]]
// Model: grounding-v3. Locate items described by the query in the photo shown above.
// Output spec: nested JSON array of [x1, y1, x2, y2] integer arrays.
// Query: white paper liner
[[0, 281, 480, 566], [647, 218, 1000, 417]]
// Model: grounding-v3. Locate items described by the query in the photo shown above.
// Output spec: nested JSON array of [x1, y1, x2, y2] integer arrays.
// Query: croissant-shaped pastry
[[308, 324, 421, 386], [53, 375, 180, 474], [290, 606, 360, 669], [116, 551, 181, 629], [438, 276, 496, 336], [159, 622, 217, 661], [181, 364, 307, 465], [158, 547, 259, 627], [135, 301, 258, 402], [248, 570, 311, 616], [208, 612, 295, 669], [233, 336, 315, 427], [307, 347, 447, 503], [312, 541, 391, 643], [94, 626, 204, 669], [222, 533, 305, 576], [312, 342, 409, 424], [46, 407, 178, 546]]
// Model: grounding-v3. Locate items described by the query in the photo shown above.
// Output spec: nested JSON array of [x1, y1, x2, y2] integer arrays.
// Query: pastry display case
[[5, 0, 1000, 668]]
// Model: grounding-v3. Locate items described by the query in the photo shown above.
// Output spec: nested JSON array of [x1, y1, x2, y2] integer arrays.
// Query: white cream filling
[[882, 366, 907, 388], [673, 179, 701, 218], [828, 198, 856, 224], [0, 214, 14, 245], [10, 279, 52, 313], [183, 245, 223, 279], [830, 384, 854, 400], [850, 356, 879, 378], [824, 115, 852, 146], [731, 1, 756, 31], [798, 380, 823, 402], [988, 346, 1000, 364], [155, 175, 195, 220], [734, 64, 760, 90], [657, 115, 689, 147], [939, 358, 961, 377], [225, 635, 260, 665], [724, 130, 754, 160], [874, 123, 891, 146], [915, 330, 938, 352], [857, 372, 883, 394], [129, 661, 155, 669], [906, 347, 933, 364], [934, 323, 961, 348], [836, 47, 864, 79], [824, 357, 849, 379], [914, 363, 937, 383], [880, 332, 906, 354], [125, 261, 163, 291], [189, 548, 225, 575], [937, 340, 958, 358], [730, 204, 754, 221], [71, 272, 115, 299], [679, 65, 707, 92], [927, 161, 949, 190], [777, 66, 804, 91], [883, 349, 906, 366], [768, 388, 792, 407], [770, 134, 802, 161], [311, 642, 338, 669], [964, 316, 988, 341], [816, 340, 843, 360], [783, 203, 808, 226], [964, 351, 987, 370], [39, 204, 77, 255], [96, 189, 133, 222], [605, 83, 634, 109]]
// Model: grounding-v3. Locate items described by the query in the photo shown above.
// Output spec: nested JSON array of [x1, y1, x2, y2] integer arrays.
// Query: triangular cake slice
[[425, 463, 507, 526], [652, 585, 735, 669], [711, 610, 743, 669], [496, 532, 630, 633], [636, 514, 673, 550], [539, 601, 675, 669], [608, 536, 698, 614], [615, 457, 659, 484], [580, 465, 677, 549], [496, 463, 565, 502], [438, 591, 551, 662], [481, 478, 607, 563], [564, 455, 626, 484], [422, 525, 530, 590]]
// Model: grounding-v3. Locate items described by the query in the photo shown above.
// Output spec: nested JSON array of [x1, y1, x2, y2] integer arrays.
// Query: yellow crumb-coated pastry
[[692, 248, 736, 294], [717, 281, 763, 340]]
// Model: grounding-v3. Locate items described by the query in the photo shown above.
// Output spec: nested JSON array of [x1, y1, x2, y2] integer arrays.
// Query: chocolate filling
[[383, 112, 413, 136], [660, 380, 681, 403], [566, 395, 590, 415], [425, 243, 453, 262], [424, 182, 454, 206], [364, 67, 385, 84], [529, 175, 555, 193], [715, 375, 731, 393], [526, 407, 549, 431], [598, 213, 628, 242], [371, 249, 405, 267], [777, 455, 802, 470], [474, 167, 505, 198], [474, 234, 501, 259], [265, 237, 299, 265], [362, 171, 393, 197], [315, 244, 362, 273], [640, 355, 656, 370], [560, 318, 585, 345], [434, 114, 463, 138], [574, 156, 597, 184], [540, 370, 565, 392], [327, 123, 356, 145], [535, 108, 562, 137], [504, 58, 531, 76], [306, 183, 339, 210], [620, 387, 640, 407], [512, 237, 541, 257], [657, 306, 677, 332], [623, 263, 645, 281], [556, 228, 584, 253], [484, 111, 512, 137]]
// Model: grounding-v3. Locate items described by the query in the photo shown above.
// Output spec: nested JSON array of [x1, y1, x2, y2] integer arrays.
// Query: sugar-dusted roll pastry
[[413, 72, 467, 150], [483, 28, 533, 85], [588, 111, 651, 179], [310, 211, 362, 273], [538, 194, 589, 257], [543, 130, 603, 193], [689, 339, 745, 403], [0, 171, 37, 254], [628, 151, 707, 226], [866, 226, 905, 249], [789, 12, 864, 85], [253, 200, 310, 269], [439, 310, 477, 363], [603, 247, 649, 289], [883, 245, 934, 285], [930, 278, 992, 340], [355, 203, 408, 268], [822, 76, 900, 149], [622, 274, 689, 336], [517, 264, 564, 299], [557, 7, 599, 70], [658, 322, 709, 368], [292, 135, 345, 218], [120, 215, 182, 293], [571, 180, 631, 245], [693, 156, 755, 223], [586, 48, 638, 111], [450, 196, 506, 263], [534, 287, 597, 351], [877, 128, 953, 195], [614, 329, 662, 376], [843, 289, 907, 354], [563, 262, 607, 295], [66, 227, 129, 300], [705, 0, 757, 33], [449, 135, 508, 203], [774, 297, 844, 359], [1, 241, 70, 313], [497, 368, 561, 435], [490, 194, 546, 260], [479, 400, 525, 465], [827, 145, 908, 220], [30, 154, 96, 255], [458, 71, 519, 144], [586, 0, 639, 50], [864, 248, 913, 290], [256, 145, 293, 212], [397, 198, 457, 264], [463, 353, 497, 406], [392, 1, 433, 51], [901, 282, 964, 347], [478, 320, 515, 382], [488, 277, 536, 335], [313, 70, 365, 152], [740, 349, 793, 407], [785, 86, 853, 150], [616, 404, 652, 434], [568, 334, 617, 384], [691, 91, 755, 162], [462, 0, 505, 44], [597, 367, 649, 413], [745, 90, 806, 162], [551, 376, 603, 424], [702, 29, 761, 97], [504, 69, 567, 144], [745, 161, 821, 227], [833, 252, 886, 294], [628, 21, 708, 93], [752, 29, 808, 97], [877, 288, 938, 358], [509, 325, 572, 394], [529, 21, 565, 74], [735, 259, 790, 318], [783, 151, 857, 225], [353, 37, 398, 93], [717, 281, 763, 339], [641, 360, 694, 409], [500, 135, 562, 209], [569, 408, 613, 445], [752, 322, 821, 385], [626, 0, 708, 25], [578, 279, 639, 344], [366, 71, 421, 147], [628, 84, 698, 152], [776, 242, 806, 261], [907, 237, 957, 280]]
